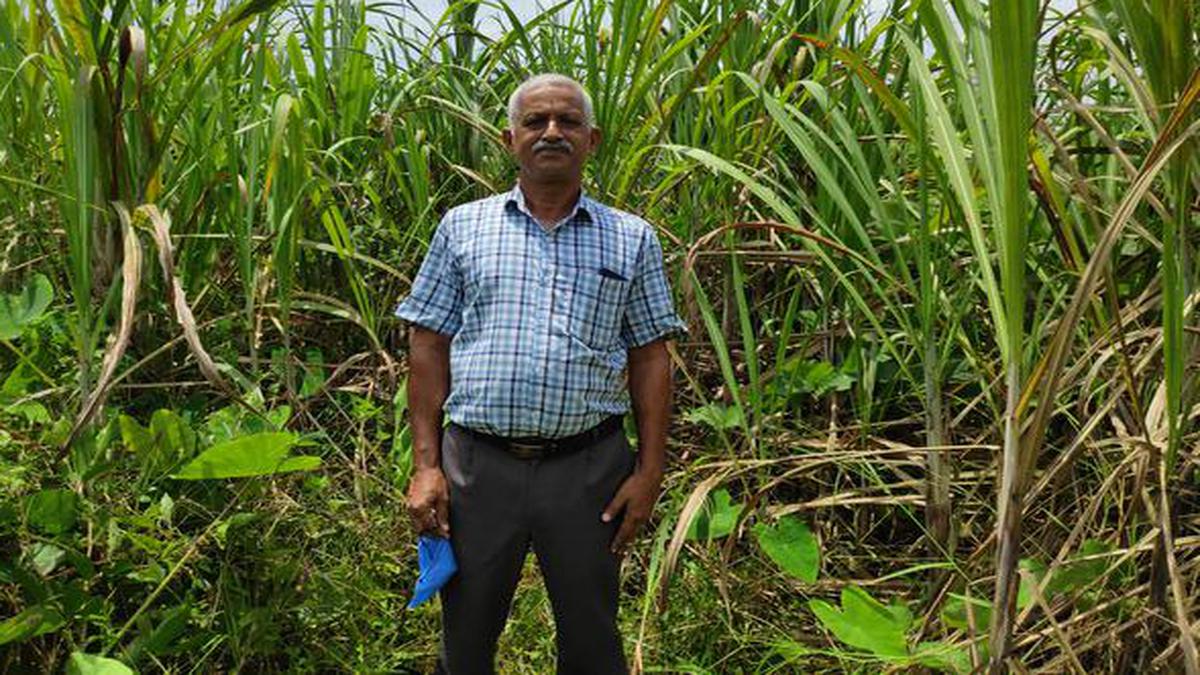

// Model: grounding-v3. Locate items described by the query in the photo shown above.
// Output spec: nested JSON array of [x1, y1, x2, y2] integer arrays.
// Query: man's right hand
[[406, 466, 451, 536]]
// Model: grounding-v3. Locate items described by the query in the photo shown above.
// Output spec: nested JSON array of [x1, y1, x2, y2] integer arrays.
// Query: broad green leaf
[[779, 358, 857, 398], [686, 489, 744, 541], [753, 516, 819, 582], [25, 488, 77, 534], [30, 543, 65, 575], [810, 585, 910, 658], [172, 432, 321, 480], [66, 653, 135, 675], [0, 274, 53, 340], [682, 403, 743, 431], [0, 605, 64, 645], [120, 410, 199, 477]]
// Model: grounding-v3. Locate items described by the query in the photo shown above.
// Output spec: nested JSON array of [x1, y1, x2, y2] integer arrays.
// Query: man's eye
[[524, 117, 547, 128]]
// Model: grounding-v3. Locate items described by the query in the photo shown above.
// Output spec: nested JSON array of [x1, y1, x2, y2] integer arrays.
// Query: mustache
[[533, 139, 573, 153]]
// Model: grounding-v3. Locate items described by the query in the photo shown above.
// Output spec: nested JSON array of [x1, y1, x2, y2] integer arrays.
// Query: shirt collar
[[505, 183, 595, 228]]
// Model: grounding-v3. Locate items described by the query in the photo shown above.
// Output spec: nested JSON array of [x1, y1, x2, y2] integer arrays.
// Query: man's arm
[[627, 338, 671, 479], [406, 325, 452, 536], [602, 337, 673, 554]]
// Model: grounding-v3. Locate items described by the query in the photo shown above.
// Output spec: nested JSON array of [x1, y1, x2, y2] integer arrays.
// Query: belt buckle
[[507, 440, 550, 459]]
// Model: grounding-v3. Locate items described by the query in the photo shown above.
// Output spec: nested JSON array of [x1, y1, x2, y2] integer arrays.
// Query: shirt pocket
[[565, 265, 628, 349]]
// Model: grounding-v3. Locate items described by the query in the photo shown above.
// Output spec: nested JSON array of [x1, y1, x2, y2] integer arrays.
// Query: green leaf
[[753, 516, 819, 582], [30, 543, 65, 575], [810, 585, 910, 659], [682, 402, 744, 431], [785, 359, 856, 397], [120, 410, 199, 477], [0, 274, 53, 340], [940, 593, 992, 632], [1017, 557, 1047, 609], [172, 432, 321, 480], [1046, 539, 1112, 595], [686, 489, 744, 541], [66, 653, 135, 675], [25, 488, 77, 534], [0, 605, 65, 645], [915, 640, 972, 674]]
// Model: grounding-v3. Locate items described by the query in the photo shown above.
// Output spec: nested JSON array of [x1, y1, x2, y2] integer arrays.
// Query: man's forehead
[[516, 85, 586, 113]]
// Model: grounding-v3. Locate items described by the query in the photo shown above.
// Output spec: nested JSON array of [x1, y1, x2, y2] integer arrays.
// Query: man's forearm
[[408, 326, 452, 471], [627, 339, 673, 478]]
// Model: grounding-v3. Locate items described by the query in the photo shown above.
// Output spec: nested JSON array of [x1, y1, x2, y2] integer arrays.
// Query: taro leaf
[[25, 488, 78, 534], [66, 652, 135, 675], [809, 585, 910, 659], [0, 274, 53, 340], [0, 604, 65, 645], [682, 402, 744, 431], [172, 432, 321, 480], [686, 488, 744, 540], [753, 516, 819, 582]]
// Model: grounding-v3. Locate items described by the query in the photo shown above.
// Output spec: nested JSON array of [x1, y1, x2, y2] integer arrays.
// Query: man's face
[[503, 83, 601, 184]]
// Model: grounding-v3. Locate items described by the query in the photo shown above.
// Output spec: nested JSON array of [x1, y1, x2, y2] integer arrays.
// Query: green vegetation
[[1, 0, 1197, 671]]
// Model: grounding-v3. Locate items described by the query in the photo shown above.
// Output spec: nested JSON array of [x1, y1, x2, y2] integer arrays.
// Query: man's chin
[[524, 167, 580, 184]]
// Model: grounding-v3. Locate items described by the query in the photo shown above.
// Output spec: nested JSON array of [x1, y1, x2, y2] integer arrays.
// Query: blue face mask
[[408, 535, 458, 609]]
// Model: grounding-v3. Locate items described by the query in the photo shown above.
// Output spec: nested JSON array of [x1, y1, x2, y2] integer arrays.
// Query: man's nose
[[543, 118, 563, 140]]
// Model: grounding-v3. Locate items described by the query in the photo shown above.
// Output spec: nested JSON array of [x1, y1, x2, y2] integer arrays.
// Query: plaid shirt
[[395, 185, 687, 439]]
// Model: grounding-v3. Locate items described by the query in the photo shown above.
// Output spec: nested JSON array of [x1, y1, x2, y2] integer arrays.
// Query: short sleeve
[[620, 225, 688, 349], [394, 217, 464, 336]]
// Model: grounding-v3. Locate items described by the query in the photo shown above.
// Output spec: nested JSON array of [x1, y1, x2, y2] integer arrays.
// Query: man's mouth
[[534, 141, 572, 154]]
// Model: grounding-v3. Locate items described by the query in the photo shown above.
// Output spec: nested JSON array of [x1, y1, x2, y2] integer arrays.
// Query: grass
[[0, 0, 1197, 671]]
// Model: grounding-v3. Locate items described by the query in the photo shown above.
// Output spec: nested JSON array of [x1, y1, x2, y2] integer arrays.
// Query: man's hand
[[406, 466, 451, 537], [601, 466, 663, 554]]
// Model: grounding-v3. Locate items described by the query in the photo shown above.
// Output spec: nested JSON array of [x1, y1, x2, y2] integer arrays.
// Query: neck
[[518, 175, 582, 228]]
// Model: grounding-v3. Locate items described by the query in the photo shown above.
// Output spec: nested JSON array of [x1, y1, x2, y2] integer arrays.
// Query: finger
[[435, 492, 451, 536], [611, 517, 638, 553], [601, 489, 628, 523]]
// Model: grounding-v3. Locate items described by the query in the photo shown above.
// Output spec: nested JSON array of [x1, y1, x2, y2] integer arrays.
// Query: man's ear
[[501, 128, 514, 151], [588, 126, 602, 153]]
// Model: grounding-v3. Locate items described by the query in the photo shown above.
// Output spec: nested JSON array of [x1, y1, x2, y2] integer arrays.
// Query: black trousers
[[435, 420, 635, 675]]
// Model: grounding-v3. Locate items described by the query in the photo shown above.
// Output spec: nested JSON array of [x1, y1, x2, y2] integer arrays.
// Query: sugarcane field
[[1, 0, 1198, 672]]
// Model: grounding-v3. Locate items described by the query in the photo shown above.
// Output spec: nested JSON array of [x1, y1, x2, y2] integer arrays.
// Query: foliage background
[[0, 0, 1197, 671]]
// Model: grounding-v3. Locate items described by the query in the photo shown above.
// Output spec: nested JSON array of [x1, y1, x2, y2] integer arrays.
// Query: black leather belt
[[450, 415, 625, 459]]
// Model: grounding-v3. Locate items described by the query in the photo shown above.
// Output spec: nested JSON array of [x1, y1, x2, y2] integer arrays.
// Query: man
[[395, 73, 687, 674]]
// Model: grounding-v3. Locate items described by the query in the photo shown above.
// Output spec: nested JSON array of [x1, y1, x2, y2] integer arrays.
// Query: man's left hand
[[601, 467, 663, 555]]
